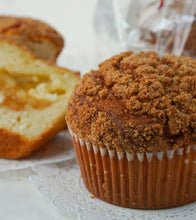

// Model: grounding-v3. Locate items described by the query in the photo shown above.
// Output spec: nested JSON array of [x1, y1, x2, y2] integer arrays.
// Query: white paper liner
[[68, 125, 195, 162], [68, 126, 196, 209]]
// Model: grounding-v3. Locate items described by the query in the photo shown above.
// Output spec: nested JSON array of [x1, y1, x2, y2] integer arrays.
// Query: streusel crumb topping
[[67, 51, 196, 153]]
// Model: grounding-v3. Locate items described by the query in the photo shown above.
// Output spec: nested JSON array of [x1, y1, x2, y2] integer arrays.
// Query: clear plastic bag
[[94, 0, 196, 59]]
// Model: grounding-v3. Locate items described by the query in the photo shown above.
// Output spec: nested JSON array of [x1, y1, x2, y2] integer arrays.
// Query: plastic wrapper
[[94, 0, 196, 60]]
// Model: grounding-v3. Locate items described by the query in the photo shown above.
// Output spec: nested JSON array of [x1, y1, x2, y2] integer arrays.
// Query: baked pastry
[[0, 40, 80, 159], [0, 16, 64, 62], [66, 51, 196, 209]]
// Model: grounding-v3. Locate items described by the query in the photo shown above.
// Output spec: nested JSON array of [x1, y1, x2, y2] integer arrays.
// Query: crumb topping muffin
[[67, 51, 196, 153]]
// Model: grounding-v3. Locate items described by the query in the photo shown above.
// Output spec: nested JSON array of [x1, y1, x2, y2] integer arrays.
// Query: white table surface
[[0, 0, 97, 219]]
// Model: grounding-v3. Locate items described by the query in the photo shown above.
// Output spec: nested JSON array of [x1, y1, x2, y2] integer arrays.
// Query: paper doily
[[30, 160, 196, 220], [0, 131, 75, 172]]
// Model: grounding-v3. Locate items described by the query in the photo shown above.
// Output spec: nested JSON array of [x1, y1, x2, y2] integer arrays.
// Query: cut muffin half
[[0, 40, 80, 159], [0, 16, 64, 62]]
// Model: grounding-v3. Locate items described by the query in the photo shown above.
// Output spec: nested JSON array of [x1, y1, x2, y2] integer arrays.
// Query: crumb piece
[[91, 195, 96, 199]]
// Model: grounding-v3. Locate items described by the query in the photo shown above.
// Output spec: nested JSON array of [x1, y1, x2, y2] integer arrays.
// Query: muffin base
[[68, 127, 196, 209]]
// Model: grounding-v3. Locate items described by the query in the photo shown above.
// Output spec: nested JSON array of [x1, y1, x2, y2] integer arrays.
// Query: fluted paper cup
[[68, 126, 196, 209]]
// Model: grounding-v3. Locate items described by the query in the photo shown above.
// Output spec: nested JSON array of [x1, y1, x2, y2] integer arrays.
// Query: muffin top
[[67, 51, 196, 153], [0, 16, 64, 48]]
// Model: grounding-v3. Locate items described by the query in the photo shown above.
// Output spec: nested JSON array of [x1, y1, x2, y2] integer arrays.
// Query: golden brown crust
[[0, 115, 65, 159], [67, 51, 196, 153], [0, 16, 64, 61]]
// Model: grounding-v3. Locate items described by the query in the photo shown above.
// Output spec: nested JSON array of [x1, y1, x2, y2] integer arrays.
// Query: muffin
[[0, 40, 80, 159], [0, 16, 64, 62], [66, 51, 196, 209]]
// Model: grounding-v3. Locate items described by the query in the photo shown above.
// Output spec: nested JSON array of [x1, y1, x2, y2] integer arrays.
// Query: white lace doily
[[0, 131, 75, 172], [30, 159, 196, 220]]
